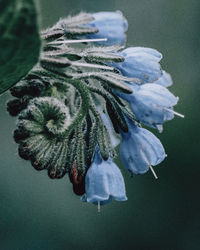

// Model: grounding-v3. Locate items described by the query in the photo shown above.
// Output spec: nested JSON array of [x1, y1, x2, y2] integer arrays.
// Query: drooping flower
[[86, 11, 128, 45], [120, 118, 166, 175], [82, 148, 127, 205], [117, 83, 178, 131], [113, 47, 163, 82]]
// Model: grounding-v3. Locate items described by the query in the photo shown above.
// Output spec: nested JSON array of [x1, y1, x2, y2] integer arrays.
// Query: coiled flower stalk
[[16, 97, 70, 175], [7, 11, 183, 206]]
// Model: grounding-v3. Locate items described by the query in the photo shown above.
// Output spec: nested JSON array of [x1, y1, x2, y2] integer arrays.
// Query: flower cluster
[[7, 11, 183, 209]]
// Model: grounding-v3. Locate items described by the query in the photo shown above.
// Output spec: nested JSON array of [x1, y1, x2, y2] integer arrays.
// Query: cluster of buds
[[7, 11, 183, 210]]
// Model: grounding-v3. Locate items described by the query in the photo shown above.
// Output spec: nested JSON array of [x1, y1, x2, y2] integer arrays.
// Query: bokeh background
[[0, 0, 199, 249]]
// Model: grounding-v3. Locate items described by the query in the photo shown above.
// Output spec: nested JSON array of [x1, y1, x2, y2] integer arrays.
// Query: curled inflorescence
[[8, 11, 183, 206]]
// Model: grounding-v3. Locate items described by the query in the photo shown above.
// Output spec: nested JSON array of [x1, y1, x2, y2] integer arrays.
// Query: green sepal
[[67, 132, 78, 173], [104, 71, 140, 84], [84, 52, 124, 63], [31, 140, 54, 170], [41, 29, 64, 41], [85, 119, 98, 166], [76, 135, 86, 175], [47, 141, 67, 179], [97, 125, 110, 160], [64, 26, 98, 36], [55, 13, 97, 36], [59, 12, 94, 27], [19, 134, 47, 160], [40, 56, 71, 69], [18, 119, 43, 134], [106, 99, 128, 133], [42, 47, 82, 61], [95, 74, 132, 94], [49, 138, 68, 178], [85, 45, 123, 53], [19, 103, 44, 125]]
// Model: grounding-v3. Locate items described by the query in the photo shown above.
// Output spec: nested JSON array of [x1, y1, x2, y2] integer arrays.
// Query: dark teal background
[[0, 0, 199, 249]]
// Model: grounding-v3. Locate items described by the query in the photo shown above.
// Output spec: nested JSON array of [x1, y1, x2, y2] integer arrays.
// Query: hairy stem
[[39, 68, 92, 136]]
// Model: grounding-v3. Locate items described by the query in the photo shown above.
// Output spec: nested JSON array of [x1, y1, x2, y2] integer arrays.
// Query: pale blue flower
[[86, 11, 128, 45], [155, 70, 173, 87], [117, 83, 178, 131], [113, 47, 163, 82], [120, 118, 166, 175], [82, 149, 127, 205]]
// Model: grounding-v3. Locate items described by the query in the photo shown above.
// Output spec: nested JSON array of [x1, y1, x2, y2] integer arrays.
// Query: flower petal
[[155, 71, 173, 87], [120, 120, 166, 174], [86, 11, 128, 45], [115, 47, 163, 82], [83, 150, 127, 205], [117, 83, 178, 128]]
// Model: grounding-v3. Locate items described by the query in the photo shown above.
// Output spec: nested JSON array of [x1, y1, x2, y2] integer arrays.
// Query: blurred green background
[[0, 0, 199, 249]]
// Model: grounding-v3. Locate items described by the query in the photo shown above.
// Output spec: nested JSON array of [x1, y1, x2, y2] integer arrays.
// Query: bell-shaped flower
[[82, 149, 127, 205], [120, 118, 166, 175], [155, 70, 173, 87], [113, 47, 163, 83], [117, 83, 178, 131], [86, 11, 128, 45]]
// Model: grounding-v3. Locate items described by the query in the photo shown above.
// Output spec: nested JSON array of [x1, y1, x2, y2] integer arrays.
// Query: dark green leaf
[[0, 0, 41, 94]]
